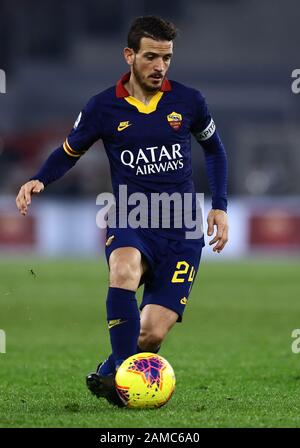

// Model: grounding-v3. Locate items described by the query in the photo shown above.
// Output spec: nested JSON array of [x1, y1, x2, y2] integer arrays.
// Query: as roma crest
[[167, 111, 183, 130]]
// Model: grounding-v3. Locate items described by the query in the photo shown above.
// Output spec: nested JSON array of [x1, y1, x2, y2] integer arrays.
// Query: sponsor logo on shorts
[[105, 235, 115, 246], [180, 297, 188, 305]]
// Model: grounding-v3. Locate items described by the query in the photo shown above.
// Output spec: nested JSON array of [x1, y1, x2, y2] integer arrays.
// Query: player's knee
[[109, 259, 141, 289], [138, 330, 164, 352]]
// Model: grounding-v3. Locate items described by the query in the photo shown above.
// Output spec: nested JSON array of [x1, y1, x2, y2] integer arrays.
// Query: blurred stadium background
[[0, 0, 299, 259]]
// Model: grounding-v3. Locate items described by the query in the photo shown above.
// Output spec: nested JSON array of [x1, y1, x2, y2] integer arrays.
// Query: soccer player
[[16, 16, 228, 406]]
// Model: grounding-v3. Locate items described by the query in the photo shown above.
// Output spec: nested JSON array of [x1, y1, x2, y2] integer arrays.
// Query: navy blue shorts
[[104, 227, 204, 322]]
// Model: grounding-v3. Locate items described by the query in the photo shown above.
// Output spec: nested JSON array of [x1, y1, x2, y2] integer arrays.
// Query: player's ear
[[123, 47, 135, 66]]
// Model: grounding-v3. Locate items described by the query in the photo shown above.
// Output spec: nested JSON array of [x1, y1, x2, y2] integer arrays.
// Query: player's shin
[[106, 287, 140, 370], [136, 344, 161, 354]]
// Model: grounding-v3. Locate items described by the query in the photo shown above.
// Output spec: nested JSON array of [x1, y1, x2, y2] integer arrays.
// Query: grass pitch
[[0, 257, 300, 428]]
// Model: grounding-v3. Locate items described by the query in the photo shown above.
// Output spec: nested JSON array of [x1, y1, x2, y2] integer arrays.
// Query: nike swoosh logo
[[117, 123, 132, 131], [105, 235, 115, 247], [108, 319, 127, 329]]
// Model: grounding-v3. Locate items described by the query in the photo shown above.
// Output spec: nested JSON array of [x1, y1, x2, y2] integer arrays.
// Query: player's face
[[127, 38, 173, 93]]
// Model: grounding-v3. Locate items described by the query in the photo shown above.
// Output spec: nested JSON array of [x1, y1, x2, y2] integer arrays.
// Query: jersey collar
[[116, 72, 172, 98]]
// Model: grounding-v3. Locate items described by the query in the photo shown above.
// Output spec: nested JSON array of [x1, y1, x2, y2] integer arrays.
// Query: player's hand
[[207, 209, 229, 253], [16, 180, 44, 216]]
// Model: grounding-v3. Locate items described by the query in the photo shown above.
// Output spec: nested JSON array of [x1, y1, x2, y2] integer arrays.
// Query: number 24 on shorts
[[171, 261, 195, 284]]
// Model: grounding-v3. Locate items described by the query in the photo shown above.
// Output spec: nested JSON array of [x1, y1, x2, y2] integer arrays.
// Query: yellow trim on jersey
[[63, 139, 81, 158], [124, 91, 164, 114]]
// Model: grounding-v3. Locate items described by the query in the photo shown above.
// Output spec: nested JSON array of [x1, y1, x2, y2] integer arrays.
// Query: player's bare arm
[[16, 180, 44, 216], [207, 209, 229, 253]]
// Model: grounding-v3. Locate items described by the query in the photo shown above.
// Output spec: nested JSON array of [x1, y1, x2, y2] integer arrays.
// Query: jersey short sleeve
[[190, 90, 216, 143], [63, 96, 103, 158]]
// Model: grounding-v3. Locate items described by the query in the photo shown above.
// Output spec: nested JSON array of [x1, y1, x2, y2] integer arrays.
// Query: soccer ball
[[115, 352, 176, 409]]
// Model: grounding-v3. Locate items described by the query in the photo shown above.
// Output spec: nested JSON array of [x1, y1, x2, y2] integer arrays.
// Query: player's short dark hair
[[127, 16, 178, 52]]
